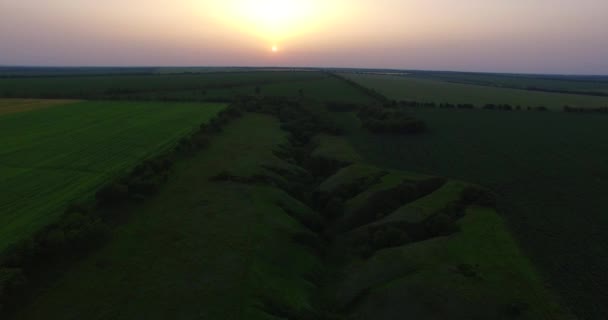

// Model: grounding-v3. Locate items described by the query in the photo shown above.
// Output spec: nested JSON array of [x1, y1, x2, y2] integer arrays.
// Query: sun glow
[[204, 0, 339, 49]]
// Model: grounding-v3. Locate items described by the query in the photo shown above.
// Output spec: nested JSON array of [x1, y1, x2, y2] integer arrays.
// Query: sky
[[1, 0, 608, 74]]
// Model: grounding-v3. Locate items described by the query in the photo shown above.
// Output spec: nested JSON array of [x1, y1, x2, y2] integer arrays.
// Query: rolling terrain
[[331, 105, 608, 319], [0, 69, 600, 319], [10, 105, 572, 320]]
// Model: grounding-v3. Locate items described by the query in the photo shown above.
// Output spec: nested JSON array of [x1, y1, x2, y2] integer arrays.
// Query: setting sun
[[271, 45, 279, 53], [203, 0, 339, 47]]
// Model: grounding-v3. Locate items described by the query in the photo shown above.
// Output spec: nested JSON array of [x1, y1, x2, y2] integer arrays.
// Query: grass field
[[0, 101, 224, 253], [0, 99, 79, 115], [344, 73, 608, 109], [336, 107, 608, 319]]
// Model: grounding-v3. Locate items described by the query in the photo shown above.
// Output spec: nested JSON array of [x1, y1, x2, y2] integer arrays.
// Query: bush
[[96, 182, 129, 206], [0, 268, 27, 302], [358, 105, 427, 135], [322, 197, 345, 219], [461, 185, 497, 207], [425, 213, 459, 236], [370, 226, 409, 250]]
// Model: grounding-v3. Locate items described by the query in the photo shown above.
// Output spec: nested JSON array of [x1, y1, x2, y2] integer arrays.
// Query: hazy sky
[[1, 0, 608, 74]]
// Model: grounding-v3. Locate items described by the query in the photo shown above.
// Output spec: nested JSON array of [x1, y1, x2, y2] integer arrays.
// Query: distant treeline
[[328, 73, 391, 105], [358, 105, 427, 134], [0, 104, 245, 314], [522, 86, 608, 97], [394, 99, 608, 114], [562, 105, 608, 114]]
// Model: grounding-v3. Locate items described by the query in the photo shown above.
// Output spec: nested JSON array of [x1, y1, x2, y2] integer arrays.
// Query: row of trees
[[358, 105, 427, 134], [563, 105, 608, 114], [395, 100, 552, 111]]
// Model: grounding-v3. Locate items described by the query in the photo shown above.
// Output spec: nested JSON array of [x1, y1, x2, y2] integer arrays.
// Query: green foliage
[[358, 105, 427, 134]]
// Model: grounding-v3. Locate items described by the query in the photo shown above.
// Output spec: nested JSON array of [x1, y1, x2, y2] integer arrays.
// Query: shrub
[[370, 226, 409, 250], [322, 197, 345, 219], [96, 182, 129, 206], [425, 213, 459, 236], [461, 185, 497, 207]]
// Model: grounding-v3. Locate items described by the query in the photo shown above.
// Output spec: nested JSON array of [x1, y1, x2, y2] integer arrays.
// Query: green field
[[344, 73, 608, 109], [408, 71, 608, 94], [334, 107, 608, 319], [0, 71, 374, 104], [0, 101, 224, 252]]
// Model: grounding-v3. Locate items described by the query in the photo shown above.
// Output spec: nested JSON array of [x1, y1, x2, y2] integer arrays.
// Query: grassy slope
[[344, 73, 608, 109], [337, 106, 608, 319], [342, 206, 568, 320], [318, 163, 571, 319], [0, 101, 225, 253], [12, 114, 322, 320], [0, 99, 78, 115]]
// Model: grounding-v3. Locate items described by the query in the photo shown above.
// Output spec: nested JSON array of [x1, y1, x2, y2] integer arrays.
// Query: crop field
[[0, 99, 79, 116], [127, 75, 376, 104], [0, 101, 224, 253], [343, 73, 608, 109], [408, 71, 608, 94], [337, 107, 608, 319], [0, 71, 373, 104]]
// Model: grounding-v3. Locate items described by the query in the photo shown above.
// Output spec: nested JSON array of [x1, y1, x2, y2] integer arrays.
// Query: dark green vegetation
[[0, 69, 598, 319], [0, 71, 374, 104], [334, 107, 608, 319], [407, 71, 608, 96], [7, 97, 572, 319], [343, 73, 608, 110], [0, 101, 224, 253]]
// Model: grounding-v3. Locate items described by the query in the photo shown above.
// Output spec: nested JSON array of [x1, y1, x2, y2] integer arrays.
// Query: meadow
[[336, 107, 608, 319], [0, 100, 224, 253], [343, 73, 608, 109]]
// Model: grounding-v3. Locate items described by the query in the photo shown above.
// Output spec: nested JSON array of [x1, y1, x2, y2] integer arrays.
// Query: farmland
[[0, 71, 374, 104], [0, 100, 224, 253], [406, 71, 608, 95], [336, 107, 608, 319], [0, 99, 78, 116], [343, 73, 608, 109], [0, 68, 603, 319], [10, 107, 571, 320]]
